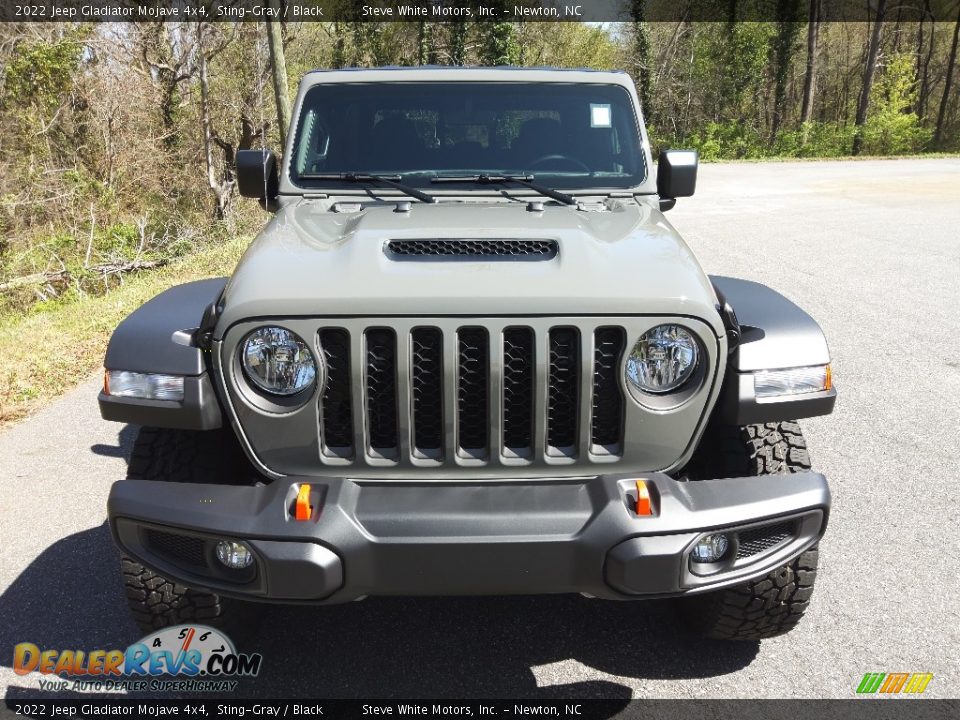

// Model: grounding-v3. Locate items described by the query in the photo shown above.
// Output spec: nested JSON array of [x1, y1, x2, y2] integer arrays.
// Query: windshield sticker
[[590, 104, 612, 128]]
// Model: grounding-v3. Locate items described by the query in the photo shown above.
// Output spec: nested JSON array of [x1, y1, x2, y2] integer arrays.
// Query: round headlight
[[625, 324, 699, 394], [241, 327, 317, 396]]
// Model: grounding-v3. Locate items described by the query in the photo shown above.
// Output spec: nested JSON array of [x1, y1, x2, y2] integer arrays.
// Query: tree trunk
[[417, 21, 427, 65], [771, 0, 804, 144], [915, 9, 926, 117], [800, 0, 820, 133], [449, 21, 467, 65], [916, 0, 935, 120], [197, 24, 233, 220], [631, 0, 653, 119], [266, 1, 291, 149], [331, 22, 346, 68], [934, 4, 960, 148], [853, 0, 887, 156]]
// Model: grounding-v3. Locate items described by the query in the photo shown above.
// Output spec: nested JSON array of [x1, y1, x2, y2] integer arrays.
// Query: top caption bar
[[4, 0, 960, 23]]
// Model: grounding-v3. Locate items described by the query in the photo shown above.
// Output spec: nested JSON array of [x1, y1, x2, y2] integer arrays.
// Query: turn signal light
[[635, 480, 653, 516], [295, 484, 313, 521]]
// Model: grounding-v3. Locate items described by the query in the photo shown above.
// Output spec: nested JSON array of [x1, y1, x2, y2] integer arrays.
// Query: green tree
[[449, 21, 468, 65], [631, 0, 654, 117], [3, 37, 81, 110], [934, 3, 960, 148], [861, 52, 932, 154], [853, 0, 887, 155], [417, 22, 438, 65], [481, 4, 518, 65], [770, 0, 804, 142]]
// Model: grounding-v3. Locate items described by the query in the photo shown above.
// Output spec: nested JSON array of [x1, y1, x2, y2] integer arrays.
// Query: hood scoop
[[385, 238, 558, 261]]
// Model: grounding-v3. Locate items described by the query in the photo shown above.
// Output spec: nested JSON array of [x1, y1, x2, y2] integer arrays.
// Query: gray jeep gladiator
[[100, 68, 836, 641]]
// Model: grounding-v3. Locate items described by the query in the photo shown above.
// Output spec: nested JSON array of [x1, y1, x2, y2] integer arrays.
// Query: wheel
[[119, 427, 263, 637], [677, 421, 820, 640]]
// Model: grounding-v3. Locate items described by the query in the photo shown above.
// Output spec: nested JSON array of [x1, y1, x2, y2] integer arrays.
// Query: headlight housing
[[625, 324, 699, 395], [104, 370, 184, 401], [241, 326, 317, 396], [754, 365, 831, 398]]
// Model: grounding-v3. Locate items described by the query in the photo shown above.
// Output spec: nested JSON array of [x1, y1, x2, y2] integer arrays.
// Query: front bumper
[[108, 472, 829, 603]]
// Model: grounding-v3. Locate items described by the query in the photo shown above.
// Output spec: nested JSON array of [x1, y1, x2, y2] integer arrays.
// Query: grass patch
[[0, 237, 249, 427]]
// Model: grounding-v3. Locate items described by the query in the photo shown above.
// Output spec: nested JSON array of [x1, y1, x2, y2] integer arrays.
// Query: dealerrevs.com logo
[[13, 625, 262, 693]]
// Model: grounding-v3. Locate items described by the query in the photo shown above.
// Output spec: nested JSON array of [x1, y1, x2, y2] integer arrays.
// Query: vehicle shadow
[[89, 424, 139, 463], [0, 523, 759, 701]]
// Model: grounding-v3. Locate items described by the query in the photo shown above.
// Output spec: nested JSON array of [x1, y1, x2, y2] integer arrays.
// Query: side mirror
[[236, 149, 279, 203], [656, 150, 698, 212]]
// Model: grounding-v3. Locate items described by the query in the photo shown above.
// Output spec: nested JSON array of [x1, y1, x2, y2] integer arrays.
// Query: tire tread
[[680, 420, 820, 641], [119, 427, 260, 637]]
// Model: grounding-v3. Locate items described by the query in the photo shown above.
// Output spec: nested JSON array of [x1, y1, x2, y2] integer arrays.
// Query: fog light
[[691, 533, 729, 563], [216, 540, 254, 569]]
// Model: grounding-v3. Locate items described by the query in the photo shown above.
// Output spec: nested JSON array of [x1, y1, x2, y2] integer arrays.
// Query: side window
[[293, 110, 331, 174], [311, 124, 330, 170]]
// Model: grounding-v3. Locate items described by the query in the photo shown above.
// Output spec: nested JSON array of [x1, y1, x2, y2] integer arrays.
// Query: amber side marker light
[[635, 479, 653, 516], [295, 484, 313, 521]]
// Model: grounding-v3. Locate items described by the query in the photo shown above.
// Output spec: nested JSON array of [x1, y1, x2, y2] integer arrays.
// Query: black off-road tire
[[678, 421, 820, 641], [120, 427, 263, 637]]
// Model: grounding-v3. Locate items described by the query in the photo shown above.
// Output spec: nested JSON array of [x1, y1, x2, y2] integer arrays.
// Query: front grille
[[319, 329, 353, 455], [411, 328, 444, 454], [591, 328, 625, 449], [737, 521, 795, 559], [144, 529, 206, 568], [387, 239, 558, 259], [547, 328, 580, 453], [317, 322, 628, 466], [502, 328, 535, 455], [457, 328, 489, 455], [365, 329, 399, 458]]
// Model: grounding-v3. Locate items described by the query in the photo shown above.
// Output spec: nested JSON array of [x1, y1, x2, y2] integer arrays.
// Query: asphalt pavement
[[1, 159, 958, 700]]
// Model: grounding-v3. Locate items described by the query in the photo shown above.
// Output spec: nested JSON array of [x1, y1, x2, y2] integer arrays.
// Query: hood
[[217, 198, 723, 337]]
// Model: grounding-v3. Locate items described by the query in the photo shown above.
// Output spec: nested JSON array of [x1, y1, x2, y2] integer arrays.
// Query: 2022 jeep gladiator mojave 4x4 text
[[100, 68, 836, 641]]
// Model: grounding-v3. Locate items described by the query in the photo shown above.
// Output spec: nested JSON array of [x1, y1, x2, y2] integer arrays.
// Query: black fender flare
[[710, 276, 836, 425], [99, 278, 227, 430]]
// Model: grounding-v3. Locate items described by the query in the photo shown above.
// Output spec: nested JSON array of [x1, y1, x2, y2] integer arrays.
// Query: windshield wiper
[[431, 174, 577, 206], [298, 172, 436, 204]]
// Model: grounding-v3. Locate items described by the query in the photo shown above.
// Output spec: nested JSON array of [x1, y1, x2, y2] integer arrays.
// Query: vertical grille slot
[[457, 327, 489, 457], [411, 328, 444, 457], [547, 328, 580, 454], [591, 327, 625, 451], [365, 329, 399, 458], [319, 329, 354, 457], [502, 327, 535, 457]]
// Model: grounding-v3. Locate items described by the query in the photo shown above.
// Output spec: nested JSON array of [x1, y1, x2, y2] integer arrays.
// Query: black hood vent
[[386, 238, 558, 260]]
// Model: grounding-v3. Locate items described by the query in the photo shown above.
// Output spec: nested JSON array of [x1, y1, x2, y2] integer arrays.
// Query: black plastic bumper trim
[[108, 471, 830, 604]]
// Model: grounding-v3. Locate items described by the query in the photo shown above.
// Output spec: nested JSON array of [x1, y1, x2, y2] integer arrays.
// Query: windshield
[[289, 82, 646, 191]]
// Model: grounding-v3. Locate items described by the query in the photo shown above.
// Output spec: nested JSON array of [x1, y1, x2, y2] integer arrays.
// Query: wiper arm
[[431, 174, 577, 206], [299, 172, 436, 204]]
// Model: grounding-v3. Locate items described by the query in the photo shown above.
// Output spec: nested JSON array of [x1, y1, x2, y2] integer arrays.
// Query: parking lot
[[2, 158, 958, 699]]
